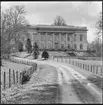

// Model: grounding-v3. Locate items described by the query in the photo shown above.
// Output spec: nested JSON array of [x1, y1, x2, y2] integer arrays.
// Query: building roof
[[27, 24, 88, 31]]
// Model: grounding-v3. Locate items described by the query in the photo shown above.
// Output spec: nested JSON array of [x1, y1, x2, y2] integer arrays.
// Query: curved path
[[10, 56, 102, 104], [37, 59, 102, 104]]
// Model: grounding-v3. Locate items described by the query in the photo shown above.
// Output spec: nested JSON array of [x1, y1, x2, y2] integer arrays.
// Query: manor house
[[22, 25, 88, 51]]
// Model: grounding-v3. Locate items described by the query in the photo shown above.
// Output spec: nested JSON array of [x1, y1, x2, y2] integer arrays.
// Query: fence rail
[[1, 57, 37, 90], [52, 56, 102, 77]]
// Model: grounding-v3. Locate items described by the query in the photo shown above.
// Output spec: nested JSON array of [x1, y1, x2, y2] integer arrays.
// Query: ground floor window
[[74, 44, 77, 50], [80, 44, 83, 50], [48, 43, 52, 49], [61, 44, 64, 49], [55, 43, 59, 49], [68, 44, 70, 49], [41, 43, 44, 49]]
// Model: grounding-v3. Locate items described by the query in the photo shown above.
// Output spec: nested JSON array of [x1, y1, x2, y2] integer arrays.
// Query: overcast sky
[[1, 1, 102, 43]]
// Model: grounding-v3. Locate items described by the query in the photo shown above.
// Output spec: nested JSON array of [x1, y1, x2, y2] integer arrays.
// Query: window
[[48, 43, 52, 49], [74, 34, 76, 41], [61, 34, 66, 41], [48, 34, 52, 41], [80, 34, 83, 41], [61, 35, 63, 41], [68, 44, 70, 49], [41, 43, 44, 49], [55, 34, 59, 41], [61, 44, 64, 49], [74, 44, 77, 50], [68, 36, 70, 41], [80, 44, 83, 50], [41, 35, 44, 41]]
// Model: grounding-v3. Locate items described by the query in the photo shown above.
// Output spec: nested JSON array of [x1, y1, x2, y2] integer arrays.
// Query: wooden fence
[[52, 56, 103, 77], [1, 57, 37, 90]]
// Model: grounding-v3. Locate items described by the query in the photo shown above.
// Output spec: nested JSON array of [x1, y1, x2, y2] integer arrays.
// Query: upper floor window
[[61, 33, 66, 41], [74, 34, 76, 41], [80, 34, 83, 41], [55, 34, 59, 41], [68, 36, 70, 41], [48, 34, 52, 41], [80, 44, 83, 50], [41, 35, 44, 41], [41, 33, 45, 41]]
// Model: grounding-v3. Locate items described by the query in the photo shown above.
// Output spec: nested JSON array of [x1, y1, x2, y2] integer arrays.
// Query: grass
[[4, 84, 61, 104], [1, 64, 60, 104], [1, 60, 31, 90]]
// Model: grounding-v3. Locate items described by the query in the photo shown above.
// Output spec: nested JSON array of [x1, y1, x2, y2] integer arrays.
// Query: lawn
[[1, 64, 61, 104], [1, 60, 31, 91]]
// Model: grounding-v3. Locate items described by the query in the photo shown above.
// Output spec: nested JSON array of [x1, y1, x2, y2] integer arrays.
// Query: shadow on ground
[[2, 83, 62, 104], [71, 79, 100, 104]]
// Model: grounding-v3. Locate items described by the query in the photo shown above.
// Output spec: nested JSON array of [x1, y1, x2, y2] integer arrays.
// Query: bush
[[33, 51, 38, 59], [21, 71, 30, 84], [42, 50, 49, 60], [18, 41, 23, 52], [32, 42, 39, 59], [26, 38, 32, 53]]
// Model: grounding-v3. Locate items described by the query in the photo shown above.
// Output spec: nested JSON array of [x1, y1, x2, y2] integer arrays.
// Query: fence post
[[9, 69, 11, 88], [100, 67, 103, 76], [4, 71, 6, 90], [69, 58, 70, 64], [76, 61, 77, 66], [83, 64, 84, 69], [87, 65, 89, 71], [16, 71, 18, 84], [92, 65, 94, 73], [96, 66, 98, 74], [80, 63, 81, 68], [20, 72, 22, 84], [69, 59, 71, 64], [13, 70, 15, 84], [98, 66, 101, 76], [85, 64, 87, 70], [91, 65, 92, 72]]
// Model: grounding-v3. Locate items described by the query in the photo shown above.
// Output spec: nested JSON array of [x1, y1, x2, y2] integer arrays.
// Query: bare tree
[[92, 12, 103, 57], [95, 12, 102, 38], [92, 38, 102, 57], [52, 16, 67, 26], [1, 5, 28, 58]]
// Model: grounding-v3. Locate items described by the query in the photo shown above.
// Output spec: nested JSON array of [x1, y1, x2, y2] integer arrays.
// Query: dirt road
[[5, 57, 102, 104]]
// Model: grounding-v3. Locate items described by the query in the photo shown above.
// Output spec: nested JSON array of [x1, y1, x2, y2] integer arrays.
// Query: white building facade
[[22, 25, 88, 51]]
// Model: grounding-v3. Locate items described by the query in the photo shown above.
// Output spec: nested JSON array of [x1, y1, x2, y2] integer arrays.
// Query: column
[[38, 32, 41, 49], [52, 33, 55, 49], [45, 33, 47, 49], [66, 33, 68, 49], [59, 33, 61, 49], [72, 33, 74, 49]]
